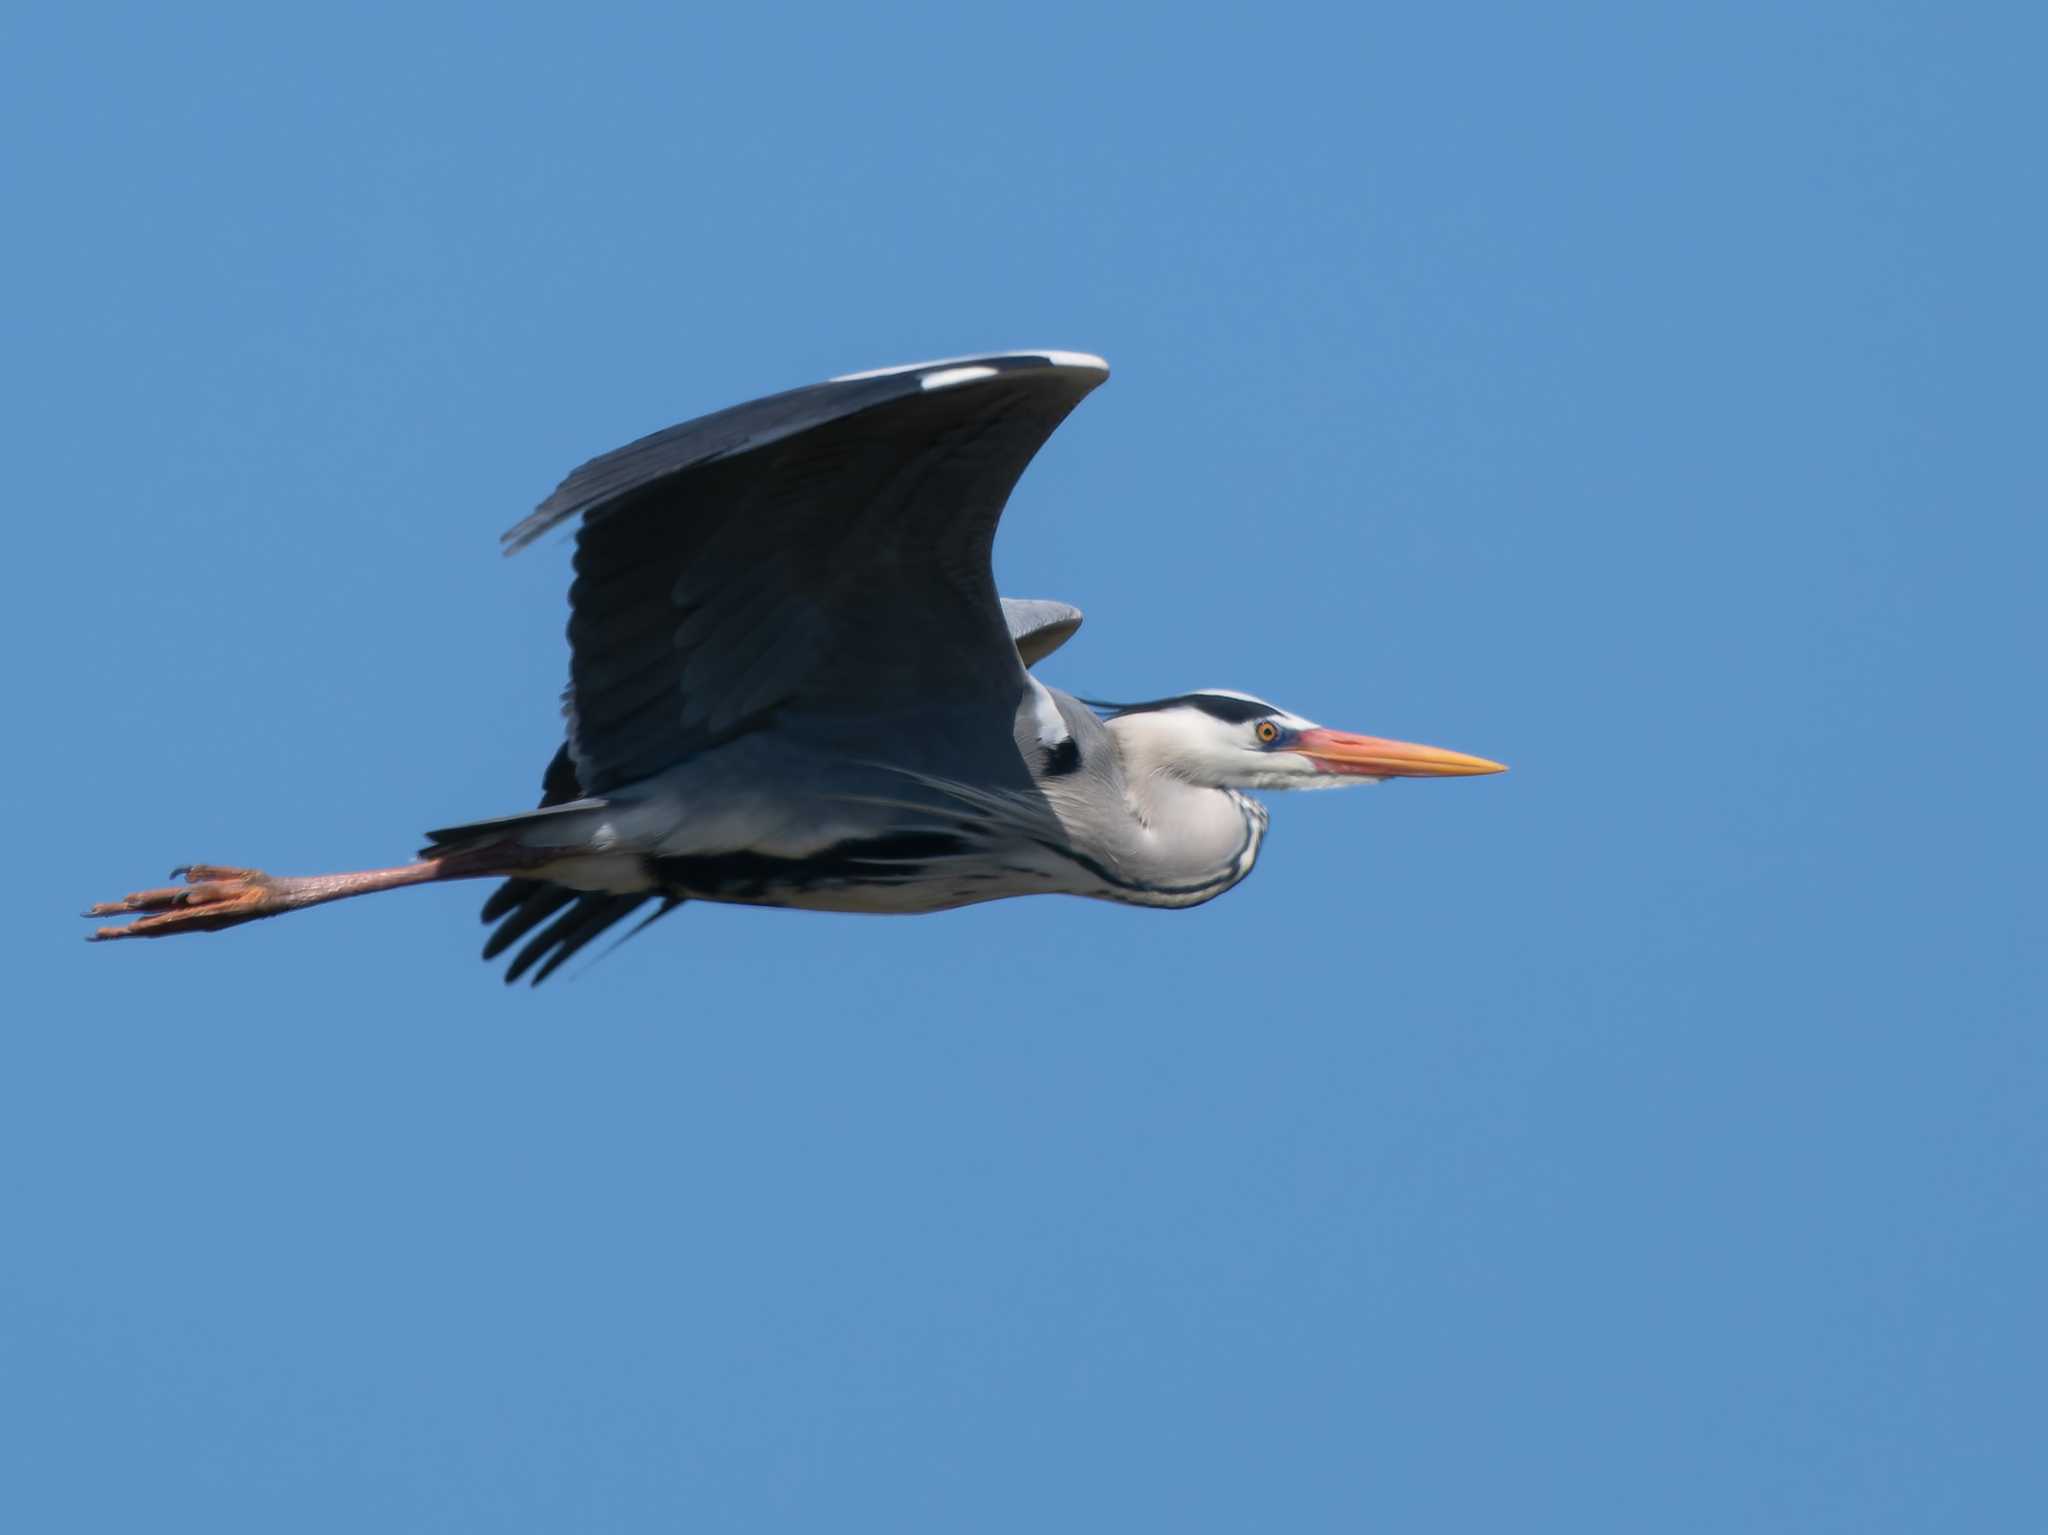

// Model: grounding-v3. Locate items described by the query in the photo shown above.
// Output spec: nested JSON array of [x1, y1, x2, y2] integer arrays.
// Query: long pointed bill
[[1293, 728, 1507, 779]]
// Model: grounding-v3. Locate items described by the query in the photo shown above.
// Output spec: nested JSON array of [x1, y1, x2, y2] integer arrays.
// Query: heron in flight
[[87, 351, 1504, 981]]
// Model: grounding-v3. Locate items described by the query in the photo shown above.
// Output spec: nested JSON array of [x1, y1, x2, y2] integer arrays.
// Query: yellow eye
[[1255, 720, 1280, 744]]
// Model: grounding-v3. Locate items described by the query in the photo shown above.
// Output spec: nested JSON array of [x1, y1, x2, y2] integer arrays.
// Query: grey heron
[[87, 350, 1505, 982]]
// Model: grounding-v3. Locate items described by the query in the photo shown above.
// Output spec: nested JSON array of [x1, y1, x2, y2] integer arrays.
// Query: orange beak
[[1292, 728, 1507, 779]]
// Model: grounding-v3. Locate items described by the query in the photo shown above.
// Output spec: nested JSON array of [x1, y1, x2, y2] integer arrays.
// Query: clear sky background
[[4, 3, 2041, 1530]]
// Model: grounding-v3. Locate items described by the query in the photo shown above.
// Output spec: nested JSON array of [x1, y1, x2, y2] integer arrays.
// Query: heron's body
[[88, 350, 1501, 980], [473, 681, 1269, 922]]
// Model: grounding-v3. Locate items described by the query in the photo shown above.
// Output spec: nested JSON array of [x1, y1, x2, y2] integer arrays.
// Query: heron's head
[[1102, 690, 1506, 792]]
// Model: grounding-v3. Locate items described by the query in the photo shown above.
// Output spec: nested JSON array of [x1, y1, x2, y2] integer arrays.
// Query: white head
[[1103, 690, 1506, 792]]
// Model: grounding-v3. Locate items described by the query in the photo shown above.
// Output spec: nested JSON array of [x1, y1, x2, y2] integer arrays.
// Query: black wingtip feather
[[480, 877, 538, 925], [503, 893, 642, 985], [457, 742, 683, 985], [482, 883, 581, 961], [527, 898, 644, 986]]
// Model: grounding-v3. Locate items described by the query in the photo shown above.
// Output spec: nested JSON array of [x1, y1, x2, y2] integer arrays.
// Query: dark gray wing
[[1001, 598, 1084, 668], [508, 351, 1107, 796]]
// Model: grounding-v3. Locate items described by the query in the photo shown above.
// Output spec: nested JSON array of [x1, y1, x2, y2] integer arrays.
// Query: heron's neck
[[1089, 721, 1270, 908]]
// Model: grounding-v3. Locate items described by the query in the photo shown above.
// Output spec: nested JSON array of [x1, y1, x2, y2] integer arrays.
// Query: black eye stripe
[[1097, 692, 1279, 725]]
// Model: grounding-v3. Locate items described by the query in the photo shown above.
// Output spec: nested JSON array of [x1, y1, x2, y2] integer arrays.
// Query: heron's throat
[[1097, 767, 1269, 910]]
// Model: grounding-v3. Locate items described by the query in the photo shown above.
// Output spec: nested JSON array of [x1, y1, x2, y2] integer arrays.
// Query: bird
[[86, 350, 1505, 982]]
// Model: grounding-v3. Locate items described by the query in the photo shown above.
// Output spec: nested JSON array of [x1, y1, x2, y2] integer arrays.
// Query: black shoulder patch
[[1044, 736, 1082, 776]]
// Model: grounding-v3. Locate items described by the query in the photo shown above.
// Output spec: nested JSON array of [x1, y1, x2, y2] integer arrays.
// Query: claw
[[85, 866, 285, 941], [83, 855, 480, 943]]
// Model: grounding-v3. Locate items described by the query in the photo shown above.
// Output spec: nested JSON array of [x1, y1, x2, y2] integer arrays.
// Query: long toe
[[85, 867, 282, 940]]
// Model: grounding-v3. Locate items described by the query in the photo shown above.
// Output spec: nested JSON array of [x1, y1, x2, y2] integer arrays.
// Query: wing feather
[[1002, 598, 1085, 667], [509, 352, 1108, 795]]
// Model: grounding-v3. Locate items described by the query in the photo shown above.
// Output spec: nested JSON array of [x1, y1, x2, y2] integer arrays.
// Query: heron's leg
[[84, 851, 525, 941]]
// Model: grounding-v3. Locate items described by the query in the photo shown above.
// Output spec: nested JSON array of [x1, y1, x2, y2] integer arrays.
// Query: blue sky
[[4, 2, 2041, 1529]]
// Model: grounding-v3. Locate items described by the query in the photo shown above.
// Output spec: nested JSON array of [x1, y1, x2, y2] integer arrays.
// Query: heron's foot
[[85, 865, 289, 941]]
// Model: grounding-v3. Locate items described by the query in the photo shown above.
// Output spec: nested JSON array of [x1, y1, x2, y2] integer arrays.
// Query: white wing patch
[[831, 350, 1109, 383], [919, 365, 999, 391], [1034, 350, 1111, 371]]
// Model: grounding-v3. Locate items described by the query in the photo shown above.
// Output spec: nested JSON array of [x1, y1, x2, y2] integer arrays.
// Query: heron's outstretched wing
[[1001, 598, 1084, 668], [507, 352, 1108, 795]]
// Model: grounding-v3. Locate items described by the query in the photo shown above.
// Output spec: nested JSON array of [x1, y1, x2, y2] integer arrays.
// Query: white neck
[[1084, 714, 1269, 907]]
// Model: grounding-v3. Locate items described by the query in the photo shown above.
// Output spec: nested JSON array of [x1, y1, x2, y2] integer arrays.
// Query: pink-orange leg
[[84, 851, 531, 941]]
